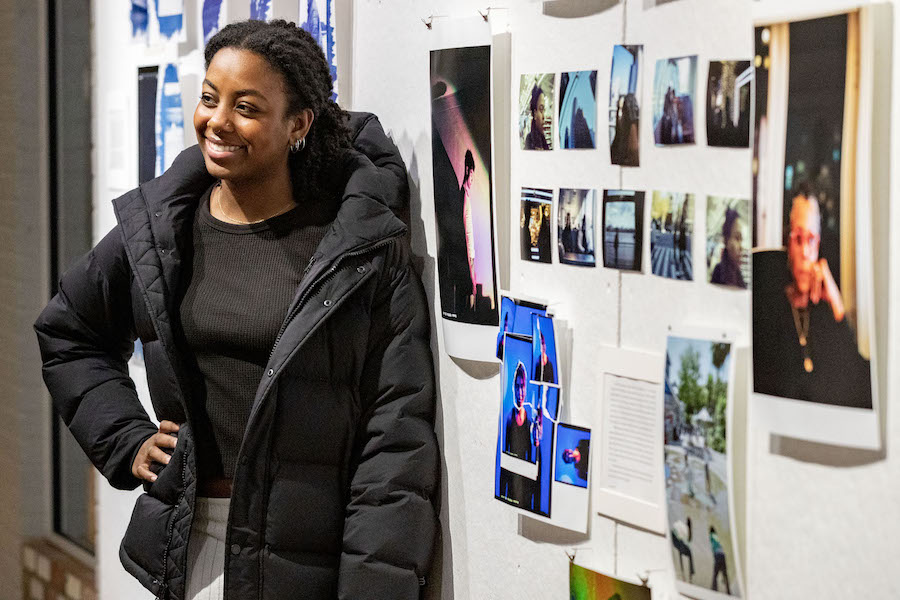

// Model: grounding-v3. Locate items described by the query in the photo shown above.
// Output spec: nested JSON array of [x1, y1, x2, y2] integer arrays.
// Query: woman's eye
[[236, 104, 256, 114], [199, 94, 215, 105]]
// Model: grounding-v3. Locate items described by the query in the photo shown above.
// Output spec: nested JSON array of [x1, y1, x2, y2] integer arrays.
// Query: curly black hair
[[204, 19, 351, 205]]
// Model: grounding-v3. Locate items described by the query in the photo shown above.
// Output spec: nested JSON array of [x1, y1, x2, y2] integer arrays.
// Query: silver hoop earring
[[290, 137, 306, 153]]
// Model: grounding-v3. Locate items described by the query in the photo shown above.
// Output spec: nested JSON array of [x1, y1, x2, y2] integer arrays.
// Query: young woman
[[35, 19, 438, 600]]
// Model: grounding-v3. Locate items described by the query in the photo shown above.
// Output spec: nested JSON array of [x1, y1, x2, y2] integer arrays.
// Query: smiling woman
[[35, 18, 438, 600]]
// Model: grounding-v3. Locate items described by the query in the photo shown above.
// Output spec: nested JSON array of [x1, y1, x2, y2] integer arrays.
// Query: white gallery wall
[[89, 0, 900, 598]]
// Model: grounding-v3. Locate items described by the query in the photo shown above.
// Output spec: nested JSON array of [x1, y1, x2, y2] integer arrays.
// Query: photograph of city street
[[664, 336, 740, 598], [651, 191, 694, 280], [603, 190, 645, 271]]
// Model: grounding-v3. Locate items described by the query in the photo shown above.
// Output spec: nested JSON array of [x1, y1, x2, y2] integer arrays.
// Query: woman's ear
[[291, 108, 315, 144]]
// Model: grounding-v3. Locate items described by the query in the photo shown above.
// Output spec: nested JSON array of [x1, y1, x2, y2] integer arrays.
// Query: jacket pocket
[[144, 424, 189, 506], [120, 492, 175, 590]]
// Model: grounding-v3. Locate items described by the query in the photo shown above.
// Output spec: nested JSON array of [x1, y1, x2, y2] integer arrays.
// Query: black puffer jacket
[[35, 113, 438, 600]]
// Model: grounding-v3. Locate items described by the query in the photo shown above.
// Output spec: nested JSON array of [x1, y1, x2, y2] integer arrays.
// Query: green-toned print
[[569, 563, 650, 600]]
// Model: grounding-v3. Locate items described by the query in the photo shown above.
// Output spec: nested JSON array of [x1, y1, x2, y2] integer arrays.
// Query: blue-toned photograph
[[603, 190, 645, 271], [531, 315, 558, 384], [301, 0, 339, 102], [558, 188, 597, 267], [559, 71, 597, 149], [495, 334, 554, 517], [496, 296, 516, 359], [652, 55, 697, 145], [609, 45, 643, 166], [555, 424, 591, 488], [497, 295, 549, 360]]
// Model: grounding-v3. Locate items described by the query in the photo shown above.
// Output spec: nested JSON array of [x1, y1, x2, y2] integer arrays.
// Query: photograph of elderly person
[[520, 187, 553, 263], [609, 45, 643, 166], [651, 191, 694, 280], [652, 55, 697, 145], [36, 19, 438, 600], [753, 191, 872, 408], [559, 70, 597, 149], [707, 197, 750, 289], [664, 336, 741, 597], [706, 60, 751, 147], [603, 190, 645, 271], [520, 73, 554, 150], [431, 46, 499, 326], [558, 188, 596, 266]]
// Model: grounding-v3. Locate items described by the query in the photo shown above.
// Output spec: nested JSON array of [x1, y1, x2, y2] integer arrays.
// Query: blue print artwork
[[301, 0, 338, 101], [202, 0, 224, 44], [155, 0, 184, 40], [250, 0, 272, 21], [130, 0, 149, 39], [156, 64, 185, 177]]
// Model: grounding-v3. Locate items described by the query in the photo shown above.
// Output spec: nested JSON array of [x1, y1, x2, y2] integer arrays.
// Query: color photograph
[[609, 45, 643, 166], [558, 189, 596, 266], [430, 46, 499, 326], [496, 334, 554, 518], [519, 73, 555, 150], [520, 187, 553, 264], [603, 190, 645, 272], [559, 70, 597, 149], [706, 197, 749, 289], [664, 336, 741, 598], [555, 424, 590, 489], [652, 56, 697, 145], [752, 14, 874, 414], [496, 295, 548, 360], [531, 314, 558, 385], [706, 60, 751, 147], [651, 191, 694, 280], [570, 563, 650, 600]]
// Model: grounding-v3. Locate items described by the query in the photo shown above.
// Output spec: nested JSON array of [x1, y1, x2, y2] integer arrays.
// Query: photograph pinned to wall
[[250, 0, 272, 20], [602, 190, 645, 272], [300, 0, 338, 102], [137, 66, 159, 185], [651, 191, 694, 281], [497, 293, 548, 360], [155, 64, 185, 177], [707, 61, 752, 147], [430, 43, 500, 361], [155, 0, 185, 42], [706, 197, 749, 289], [652, 55, 697, 145], [520, 188, 553, 264], [752, 12, 878, 448], [570, 563, 650, 600], [557, 188, 596, 267], [131, 0, 149, 42], [531, 314, 558, 384], [496, 333, 555, 516], [519, 73, 555, 150], [555, 424, 590, 488], [609, 45, 643, 166], [200, 0, 227, 45], [559, 71, 597, 149], [664, 333, 742, 599]]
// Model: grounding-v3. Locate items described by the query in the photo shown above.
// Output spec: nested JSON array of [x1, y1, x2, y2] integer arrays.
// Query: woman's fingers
[[136, 464, 157, 482], [159, 420, 180, 434], [148, 445, 172, 465], [156, 431, 178, 450]]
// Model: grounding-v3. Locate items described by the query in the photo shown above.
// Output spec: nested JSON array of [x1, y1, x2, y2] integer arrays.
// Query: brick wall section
[[22, 539, 97, 600]]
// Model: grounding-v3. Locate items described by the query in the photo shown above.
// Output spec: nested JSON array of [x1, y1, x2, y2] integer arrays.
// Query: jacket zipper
[[265, 232, 403, 365]]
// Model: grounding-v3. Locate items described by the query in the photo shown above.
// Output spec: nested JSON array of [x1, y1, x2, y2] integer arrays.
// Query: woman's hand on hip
[[132, 420, 180, 482]]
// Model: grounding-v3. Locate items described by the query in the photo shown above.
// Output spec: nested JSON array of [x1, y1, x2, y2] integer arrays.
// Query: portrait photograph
[[706, 197, 750, 290], [651, 191, 694, 281], [706, 60, 751, 148], [430, 46, 499, 327], [752, 13, 875, 416], [520, 187, 553, 264], [531, 314, 558, 385], [559, 70, 597, 149], [519, 73, 555, 151], [602, 190, 645, 272], [555, 424, 590, 489], [609, 44, 643, 166], [557, 188, 597, 267], [664, 335, 741, 599], [652, 55, 697, 145]]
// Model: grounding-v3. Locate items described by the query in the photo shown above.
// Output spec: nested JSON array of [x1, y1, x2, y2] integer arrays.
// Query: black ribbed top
[[180, 184, 332, 478]]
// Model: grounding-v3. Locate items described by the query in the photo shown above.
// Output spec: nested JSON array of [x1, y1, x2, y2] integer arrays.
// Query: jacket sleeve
[[34, 226, 159, 491], [338, 241, 439, 600]]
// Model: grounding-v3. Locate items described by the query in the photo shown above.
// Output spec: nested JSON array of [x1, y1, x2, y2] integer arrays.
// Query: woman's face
[[533, 92, 546, 128], [726, 219, 743, 262], [194, 47, 310, 185]]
